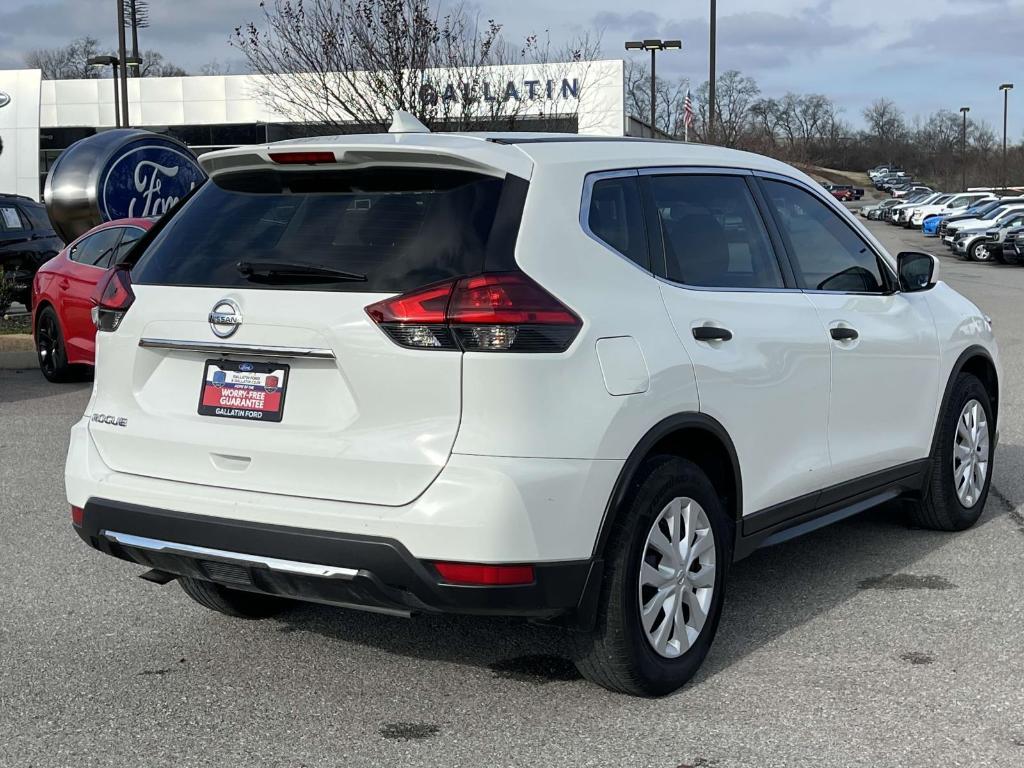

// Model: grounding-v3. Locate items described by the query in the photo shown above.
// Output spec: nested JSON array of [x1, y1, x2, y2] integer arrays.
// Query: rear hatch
[[88, 152, 526, 506]]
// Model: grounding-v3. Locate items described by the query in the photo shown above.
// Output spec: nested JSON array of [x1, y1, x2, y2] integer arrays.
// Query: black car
[[0, 194, 63, 313]]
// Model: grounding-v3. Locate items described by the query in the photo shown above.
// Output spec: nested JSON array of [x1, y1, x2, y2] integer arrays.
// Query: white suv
[[67, 126, 1001, 696]]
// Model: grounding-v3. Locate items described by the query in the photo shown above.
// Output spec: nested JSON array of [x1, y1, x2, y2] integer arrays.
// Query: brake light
[[71, 505, 84, 527], [434, 562, 535, 586], [268, 151, 336, 164], [365, 272, 581, 353], [91, 265, 134, 332]]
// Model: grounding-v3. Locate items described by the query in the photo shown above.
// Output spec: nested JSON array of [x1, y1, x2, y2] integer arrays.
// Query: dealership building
[[0, 60, 630, 202]]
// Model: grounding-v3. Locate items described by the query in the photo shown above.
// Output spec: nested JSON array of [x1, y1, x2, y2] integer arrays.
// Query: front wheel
[[969, 240, 993, 262], [573, 456, 730, 696], [912, 373, 994, 531]]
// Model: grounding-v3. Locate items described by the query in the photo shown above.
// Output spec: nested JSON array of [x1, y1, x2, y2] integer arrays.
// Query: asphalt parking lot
[[2, 215, 1023, 768]]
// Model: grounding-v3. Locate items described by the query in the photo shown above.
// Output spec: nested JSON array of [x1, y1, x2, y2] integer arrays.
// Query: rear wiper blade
[[236, 260, 367, 282]]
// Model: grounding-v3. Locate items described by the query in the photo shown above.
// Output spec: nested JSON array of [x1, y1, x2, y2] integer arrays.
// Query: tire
[[912, 373, 994, 531], [968, 240, 993, 262], [35, 305, 75, 383], [179, 576, 290, 619], [573, 456, 730, 696]]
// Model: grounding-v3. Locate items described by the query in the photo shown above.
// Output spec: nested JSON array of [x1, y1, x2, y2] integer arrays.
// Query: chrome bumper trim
[[138, 337, 336, 360], [103, 531, 358, 579]]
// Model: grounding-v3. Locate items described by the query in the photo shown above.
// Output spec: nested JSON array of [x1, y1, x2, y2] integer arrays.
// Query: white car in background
[[66, 123, 1001, 696], [910, 193, 996, 228], [890, 192, 946, 225]]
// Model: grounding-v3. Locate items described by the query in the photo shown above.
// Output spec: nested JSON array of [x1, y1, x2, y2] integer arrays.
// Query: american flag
[[683, 89, 694, 129]]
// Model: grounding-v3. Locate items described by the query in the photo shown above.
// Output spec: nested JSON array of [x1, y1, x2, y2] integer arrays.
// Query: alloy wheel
[[37, 312, 59, 377], [953, 399, 989, 508], [638, 496, 716, 659]]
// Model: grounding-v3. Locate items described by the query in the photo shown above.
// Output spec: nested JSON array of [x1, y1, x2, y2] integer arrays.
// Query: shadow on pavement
[[273, 494, 1013, 688], [0, 368, 92, 406]]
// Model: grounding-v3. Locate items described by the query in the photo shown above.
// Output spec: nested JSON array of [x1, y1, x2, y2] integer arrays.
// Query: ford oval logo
[[209, 299, 242, 338], [100, 137, 206, 220], [0, 91, 10, 108]]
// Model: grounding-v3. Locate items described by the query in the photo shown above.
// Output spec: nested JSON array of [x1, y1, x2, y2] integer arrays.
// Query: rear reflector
[[268, 151, 336, 165], [71, 505, 84, 527], [91, 265, 134, 332], [365, 272, 581, 353], [434, 562, 535, 586]]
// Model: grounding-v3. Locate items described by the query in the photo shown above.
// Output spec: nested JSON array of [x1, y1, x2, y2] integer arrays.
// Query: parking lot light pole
[[1000, 84, 1014, 191], [625, 39, 682, 137], [709, 0, 717, 143], [87, 55, 121, 128], [960, 106, 970, 191]]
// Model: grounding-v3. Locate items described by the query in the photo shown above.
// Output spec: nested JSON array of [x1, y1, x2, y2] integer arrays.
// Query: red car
[[32, 218, 153, 382]]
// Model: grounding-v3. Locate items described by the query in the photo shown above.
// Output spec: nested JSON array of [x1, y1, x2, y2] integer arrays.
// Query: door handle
[[692, 326, 733, 342], [829, 326, 859, 342], [58, 278, 70, 290]]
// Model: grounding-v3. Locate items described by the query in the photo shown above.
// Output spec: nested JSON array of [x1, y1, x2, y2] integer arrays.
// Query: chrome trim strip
[[138, 338, 336, 359], [103, 531, 358, 579]]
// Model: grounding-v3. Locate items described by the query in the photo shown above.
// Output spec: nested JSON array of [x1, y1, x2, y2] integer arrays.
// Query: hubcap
[[638, 496, 716, 659], [954, 399, 989, 508]]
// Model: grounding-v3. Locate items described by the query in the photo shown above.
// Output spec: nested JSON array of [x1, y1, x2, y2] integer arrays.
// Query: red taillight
[[447, 273, 580, 325], [71, 505, 84, 527], [268, 151, 336, 165], [365, 280, 453, 324], [365, 272, 581, 352], [91, 266, 134, 332], [434, 562, 535, 586]]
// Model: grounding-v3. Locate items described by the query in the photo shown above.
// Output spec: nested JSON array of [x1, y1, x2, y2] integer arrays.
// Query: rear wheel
[[912, 373, 994, 531], [35, 305, 74, 383], [179, 577, 290, 619], [573, 456, 730, 696]]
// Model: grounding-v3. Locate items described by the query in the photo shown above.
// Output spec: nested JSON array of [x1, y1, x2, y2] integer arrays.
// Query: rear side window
[[647, 174, 784, 289], [587, 176, 648, 268], [70, 228, 122, 267], [132, 167, 509, 292]]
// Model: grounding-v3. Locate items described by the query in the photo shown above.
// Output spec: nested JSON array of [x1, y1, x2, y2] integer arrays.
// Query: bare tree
[[624, 59, 687, 136], [137, 50, 187, 77], [230, 0, 600, 132], [199, 60, 235, 76], [24, 37, 105, 79]]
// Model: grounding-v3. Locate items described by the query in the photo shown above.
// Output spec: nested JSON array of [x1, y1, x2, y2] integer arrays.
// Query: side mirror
[[897, 251, 939, 292]]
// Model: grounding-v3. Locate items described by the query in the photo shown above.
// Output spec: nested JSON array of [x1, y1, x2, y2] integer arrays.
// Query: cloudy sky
[[0, 0, 1019, 132]]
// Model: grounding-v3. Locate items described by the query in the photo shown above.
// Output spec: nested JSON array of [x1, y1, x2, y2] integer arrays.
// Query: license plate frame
[[198, 359, 290, 423]]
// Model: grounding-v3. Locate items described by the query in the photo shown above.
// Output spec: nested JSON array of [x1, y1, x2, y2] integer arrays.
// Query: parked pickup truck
[[826, 184, 864, 202]]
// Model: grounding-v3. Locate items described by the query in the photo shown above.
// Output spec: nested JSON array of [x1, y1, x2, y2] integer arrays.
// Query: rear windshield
[[131, 166, 507, 292]]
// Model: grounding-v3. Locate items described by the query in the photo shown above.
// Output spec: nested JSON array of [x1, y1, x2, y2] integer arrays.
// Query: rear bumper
[[76, 498, 600, 621]]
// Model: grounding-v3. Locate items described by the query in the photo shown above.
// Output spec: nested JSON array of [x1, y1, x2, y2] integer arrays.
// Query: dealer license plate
[[198, 360, 289, 422]]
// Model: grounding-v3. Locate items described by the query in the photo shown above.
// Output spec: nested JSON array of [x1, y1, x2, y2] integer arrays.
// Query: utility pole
[[708, 0, 717, 143], [960, 106, 970, 191], [624, 39, 682, 137], [116, 0, 130, 126], [1000, 83, 1014, 191]]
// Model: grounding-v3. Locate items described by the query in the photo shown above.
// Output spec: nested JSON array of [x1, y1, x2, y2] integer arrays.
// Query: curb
[[0, 334, 37, 370], [0, 351, 38, 370]]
